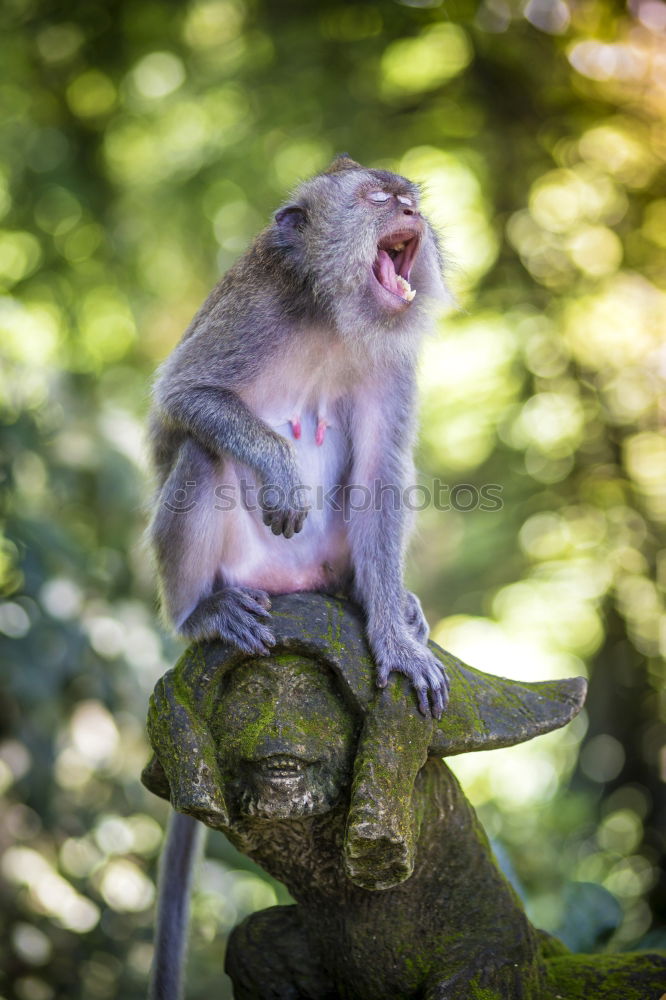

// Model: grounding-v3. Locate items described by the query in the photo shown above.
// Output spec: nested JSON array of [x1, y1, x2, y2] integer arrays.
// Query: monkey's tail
[[149, 811, 206, 1000]]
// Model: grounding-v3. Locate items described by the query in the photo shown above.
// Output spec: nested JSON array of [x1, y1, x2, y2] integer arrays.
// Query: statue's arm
[[146, 646, 230, 827], [344, 675, 434, 890]]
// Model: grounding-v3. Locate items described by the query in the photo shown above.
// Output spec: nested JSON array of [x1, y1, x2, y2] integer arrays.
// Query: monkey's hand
[[371, 630, 449, 720], [259, 439, 310, 538]]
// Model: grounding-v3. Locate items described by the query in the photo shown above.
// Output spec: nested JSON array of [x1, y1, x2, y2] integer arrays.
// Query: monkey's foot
[[403, 590, 429, 644], [373, 633, 449, 719], [181, 587, 275, 656]]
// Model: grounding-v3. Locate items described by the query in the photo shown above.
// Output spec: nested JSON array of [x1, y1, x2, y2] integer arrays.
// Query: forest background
[[1, 0, 665, 997]]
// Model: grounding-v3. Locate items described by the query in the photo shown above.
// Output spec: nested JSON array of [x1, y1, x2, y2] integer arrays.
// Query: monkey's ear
[[275, 204, 307, 233]]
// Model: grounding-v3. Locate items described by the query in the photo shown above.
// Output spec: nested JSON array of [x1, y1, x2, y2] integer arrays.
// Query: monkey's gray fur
[[148, 155, 450, 717]]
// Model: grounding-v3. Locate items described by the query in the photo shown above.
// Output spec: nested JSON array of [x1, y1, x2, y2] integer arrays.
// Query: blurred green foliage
[[1, 0, 665, 997]]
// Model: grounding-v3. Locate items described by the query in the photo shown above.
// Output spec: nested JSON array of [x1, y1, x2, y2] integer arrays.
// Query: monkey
[[147, 154, 450, 719]]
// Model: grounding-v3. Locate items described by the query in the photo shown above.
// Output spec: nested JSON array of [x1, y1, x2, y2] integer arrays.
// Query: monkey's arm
[[347, 371, 449, 719], [154, 383, 308, 536]]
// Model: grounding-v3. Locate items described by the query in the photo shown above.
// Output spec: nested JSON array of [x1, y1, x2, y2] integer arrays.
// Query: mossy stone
[[143, 593, 665, 999]]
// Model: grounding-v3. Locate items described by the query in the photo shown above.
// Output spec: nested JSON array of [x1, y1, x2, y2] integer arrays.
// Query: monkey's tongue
[[375, 249, 415, 302]]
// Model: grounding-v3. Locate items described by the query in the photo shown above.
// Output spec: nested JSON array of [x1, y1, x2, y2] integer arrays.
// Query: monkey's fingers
[[419, 660, 449, 721], [233, 587, 272, 617], [261, 508, 287, 535], [262, 506, 308, 538], [285, 507, 310, 538], [375, 663, 391, 688], [270, 508, 294, 536], [375, 670, 435, 718], [293, 509, 308, 533], [262, 509, 281, 531], [282, 516, 296, 539], [227, 612, 276, 656], [183, 589, 276, 654], [415, 683, 431, 719], [429, 672, 449, 721], [374, 648, 449, 720]]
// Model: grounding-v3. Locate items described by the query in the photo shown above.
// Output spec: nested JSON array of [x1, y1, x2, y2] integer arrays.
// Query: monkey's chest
[[282, 410, 348, 488], [220, 404, 353, 593]]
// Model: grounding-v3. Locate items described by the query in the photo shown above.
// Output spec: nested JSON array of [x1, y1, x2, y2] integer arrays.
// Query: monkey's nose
[[402, 207, 417, 216]]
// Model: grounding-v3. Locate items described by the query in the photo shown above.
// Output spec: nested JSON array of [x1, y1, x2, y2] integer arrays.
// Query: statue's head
[[143, 593, 586, 889], [213, 654, 358, 820]]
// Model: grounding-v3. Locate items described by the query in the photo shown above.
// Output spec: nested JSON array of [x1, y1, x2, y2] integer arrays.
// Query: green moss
[[400, 952, 432, 993], [231, 700, 275, 758], [325, 599, 347, 655], [543, 952, 666, 999]]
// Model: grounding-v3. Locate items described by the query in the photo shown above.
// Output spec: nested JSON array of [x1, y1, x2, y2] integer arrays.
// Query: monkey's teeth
[[395, 275, 416, 302], [393, 242, 405, 251]]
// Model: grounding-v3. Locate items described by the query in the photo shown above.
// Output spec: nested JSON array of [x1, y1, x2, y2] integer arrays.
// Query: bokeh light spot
[[183, 0, 245, 49], [98, 859, 155, 912], [69, 701, 119, 766], [11, 924, 51, 966], [0, 231, 42, 286], [580, 734, 626, 783], [566, 226, 622, 278], [66, 71, 116, 118], [381, 23, 472, 98], [130, 52, 186, 100]]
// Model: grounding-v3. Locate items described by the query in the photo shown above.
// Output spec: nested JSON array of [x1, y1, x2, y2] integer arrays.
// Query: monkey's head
[[267, 155, 449, 357]]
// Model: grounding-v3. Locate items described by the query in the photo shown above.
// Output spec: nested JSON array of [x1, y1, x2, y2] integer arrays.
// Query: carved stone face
[[211, 654, 358, 820]]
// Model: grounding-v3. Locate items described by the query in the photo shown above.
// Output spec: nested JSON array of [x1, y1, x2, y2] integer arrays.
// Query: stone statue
[[142, 593, 666, 999]]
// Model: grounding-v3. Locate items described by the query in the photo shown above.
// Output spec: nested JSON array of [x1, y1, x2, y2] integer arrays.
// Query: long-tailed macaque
[[148, 155, 450, 717]]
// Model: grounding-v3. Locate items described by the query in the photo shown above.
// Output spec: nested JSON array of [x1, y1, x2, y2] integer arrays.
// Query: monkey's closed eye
[[368, 191, 391, 204]]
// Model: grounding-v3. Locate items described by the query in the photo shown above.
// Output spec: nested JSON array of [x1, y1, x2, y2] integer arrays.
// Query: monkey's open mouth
[[373, 231, 419, 305]]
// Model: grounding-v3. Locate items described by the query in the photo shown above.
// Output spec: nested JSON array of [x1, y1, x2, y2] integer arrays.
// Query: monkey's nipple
[[315, 418, 329, 446]]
